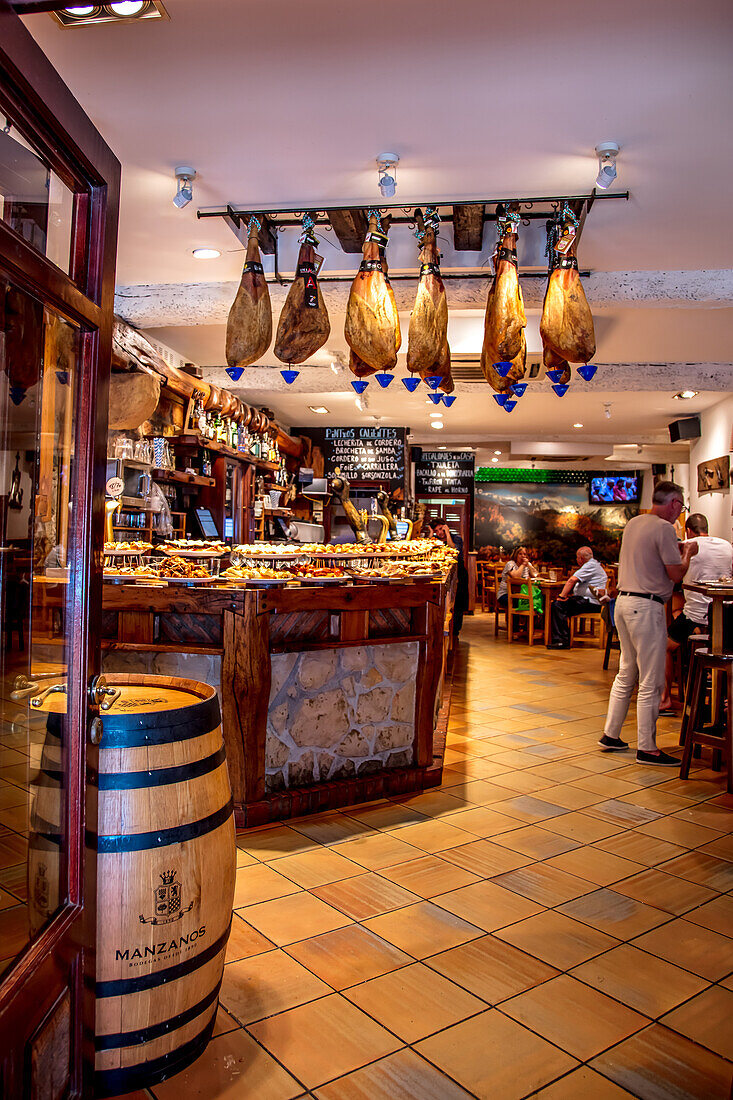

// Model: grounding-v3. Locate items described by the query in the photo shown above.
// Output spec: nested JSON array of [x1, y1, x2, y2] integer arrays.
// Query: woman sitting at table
[[496, 546, 538, 609]]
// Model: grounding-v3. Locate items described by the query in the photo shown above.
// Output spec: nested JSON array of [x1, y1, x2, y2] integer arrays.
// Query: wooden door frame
[[0, 4, 120, 1095]]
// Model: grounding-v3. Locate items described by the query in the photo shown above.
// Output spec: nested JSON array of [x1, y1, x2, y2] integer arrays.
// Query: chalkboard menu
[[292, 426, 406, 488], [413, 449, 475, 495]]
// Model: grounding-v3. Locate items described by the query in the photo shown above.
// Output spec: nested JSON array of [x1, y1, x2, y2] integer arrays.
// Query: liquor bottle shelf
[[151, 468, 216, 488]]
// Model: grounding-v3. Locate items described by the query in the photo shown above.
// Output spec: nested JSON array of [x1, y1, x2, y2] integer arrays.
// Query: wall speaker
[[668, 416, 701, 442]]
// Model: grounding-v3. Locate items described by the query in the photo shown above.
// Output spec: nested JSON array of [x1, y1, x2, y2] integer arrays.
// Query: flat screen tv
[[589, 474, 640, 505]]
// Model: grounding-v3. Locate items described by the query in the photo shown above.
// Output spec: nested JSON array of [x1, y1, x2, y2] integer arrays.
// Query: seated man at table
[[548, 546, 608, 649], [658, 512, 733, 713]]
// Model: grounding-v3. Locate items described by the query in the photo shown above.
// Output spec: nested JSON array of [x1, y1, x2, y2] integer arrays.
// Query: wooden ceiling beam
[[452, 204, 485, 251], [327, 208, 368, 253]]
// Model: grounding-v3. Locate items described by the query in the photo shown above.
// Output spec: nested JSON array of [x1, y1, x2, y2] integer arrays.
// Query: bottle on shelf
[[202, 448, 212, 477], [249, 433, 260, 460]]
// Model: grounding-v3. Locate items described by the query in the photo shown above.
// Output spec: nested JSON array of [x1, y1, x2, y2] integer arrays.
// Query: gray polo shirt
[[618, 513, 681, 601]]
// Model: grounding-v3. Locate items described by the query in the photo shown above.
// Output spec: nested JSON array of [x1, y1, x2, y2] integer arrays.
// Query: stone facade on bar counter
[[265, 642, 418, 792]]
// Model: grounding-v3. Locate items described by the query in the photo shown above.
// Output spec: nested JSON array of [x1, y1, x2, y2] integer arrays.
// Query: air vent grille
[[450, 356, 543, 382]]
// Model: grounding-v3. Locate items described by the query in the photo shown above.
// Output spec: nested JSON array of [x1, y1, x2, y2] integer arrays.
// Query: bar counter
[[36, 576, 452, 826]]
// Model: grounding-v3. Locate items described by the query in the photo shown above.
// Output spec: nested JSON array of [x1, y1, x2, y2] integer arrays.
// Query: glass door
[[0, 9, 120, 1097]]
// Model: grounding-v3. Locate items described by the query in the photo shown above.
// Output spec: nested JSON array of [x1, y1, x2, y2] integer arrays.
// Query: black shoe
[[636, 749, 681, 766], [598, 735, 629, 752]]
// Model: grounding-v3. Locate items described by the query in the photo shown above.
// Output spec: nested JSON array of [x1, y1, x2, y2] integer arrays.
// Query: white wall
[[688, 395, 733, 539]]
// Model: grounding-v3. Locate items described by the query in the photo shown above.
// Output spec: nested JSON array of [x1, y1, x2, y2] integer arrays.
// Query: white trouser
[[603, 595, 667, 752]]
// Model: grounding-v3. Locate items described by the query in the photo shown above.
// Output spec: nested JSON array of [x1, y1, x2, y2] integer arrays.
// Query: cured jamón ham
[[274, 240, 330, 364], [540, 232, 596, 365], [480, 215, 526, 391], [226, 219, 272, 367], [543, 345, 571, 385], [345, 215, 400, 374], [407, 227, 448, 375]]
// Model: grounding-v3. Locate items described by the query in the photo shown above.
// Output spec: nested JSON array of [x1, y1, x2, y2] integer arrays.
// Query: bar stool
[[679, 634, 709, 746], [679, 647, 733, 792]]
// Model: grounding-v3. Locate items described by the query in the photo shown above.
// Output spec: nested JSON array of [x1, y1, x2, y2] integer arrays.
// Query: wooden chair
[[507, 578, 544, 645], [477, 562, 496, 612], [570, 608, 605, 648], [601, 602, 619, 669], [680, 648, 733, 792]]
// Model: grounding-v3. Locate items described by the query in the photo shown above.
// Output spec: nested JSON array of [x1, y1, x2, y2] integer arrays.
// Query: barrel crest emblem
[[140, 870, 194, 925]]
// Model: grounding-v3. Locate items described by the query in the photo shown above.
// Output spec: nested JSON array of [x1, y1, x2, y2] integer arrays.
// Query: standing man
[[658, 513, 733, 713], [431, 521, 469, 638], [599, 481, 698, 765], [548, 546, 608, 649]]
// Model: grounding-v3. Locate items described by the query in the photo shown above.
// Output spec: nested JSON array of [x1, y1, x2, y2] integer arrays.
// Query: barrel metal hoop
[[95, 979, 221, 1050], [90, 797, 234, 854], [93, 1013, 217, 1097], [97, 693, 221, 747], [97, 746, 227, 791], [95, 919, 231, 998]]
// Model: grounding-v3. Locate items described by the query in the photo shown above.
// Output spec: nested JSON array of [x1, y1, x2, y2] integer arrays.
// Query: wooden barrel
[[29, 675, 236, 1097]]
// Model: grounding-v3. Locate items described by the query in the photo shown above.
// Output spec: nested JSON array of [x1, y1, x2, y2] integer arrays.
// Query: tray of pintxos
[[219, 566, 294, 586], [159, 539, 228, 557]]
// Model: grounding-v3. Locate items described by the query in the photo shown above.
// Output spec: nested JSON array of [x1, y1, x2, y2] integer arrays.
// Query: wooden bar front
[[32, 579, 450, 826]]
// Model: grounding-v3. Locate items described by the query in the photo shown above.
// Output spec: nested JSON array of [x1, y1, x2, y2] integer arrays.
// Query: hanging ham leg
[[407, 227, 448, 375], [345, 215, 400, 373], [480, 218, 526, 391], [543, 345, 571, 385], [226, 219, 272, 367], [274, 241, 330, 364], [540, 237, 596, 364]]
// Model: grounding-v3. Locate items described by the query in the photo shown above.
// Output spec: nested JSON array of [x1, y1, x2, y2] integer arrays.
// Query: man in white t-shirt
[[548, 546, 608, 648], [658, 513, 733, 713], [599, 481, 698, 765]]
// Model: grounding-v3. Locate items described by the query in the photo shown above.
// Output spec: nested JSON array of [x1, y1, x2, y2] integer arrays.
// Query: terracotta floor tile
[[427, 934, 559, 1003], [659, 850, 733, 892], [590, 1023, 733, 1100], [490, 771, 558, 794], [392, 818, 474, 852], [572, 774, 640, 798], [612, 867, 718, 915], [288, 813, 375, 846], [545, 847, 645, 886], [540, 784, 602, 810], [378, 854, 481, 898], [698, 833, 733, 862], [637, 817, 724, 849], [557, 888, 670, 939], [661, 985, 733, 1061], [272, 848, 364, 890], [673, 802, 733, 831], [440, 838, 532, 877], [310, 873, 419, 921], [439, 779, 513, 804], [434, 879, 544, 932], [632, 918, 733, 981], [495, 910, 619, 970], [501, 973, 647, 1060], [344, 961, 484, 1042], [343, 802, 428, 830], [286, 924, 412, 989], [492, 824, 581, 859], [415, 1010, 578, 1100], [150, 1026, 302, 1099], [570, 943, 708, 1016], [243, 892, 351, 947], [585, 798, 661, 829], [594, 829, 687, 867], [496, 794, 568, 823], [248, 994, 401, 1089], [532, 1066, 635, 1098], [684, 894, 733, 938], [392, 790, 473, 817], [440, 806, 524, 837], [211, 1006, 240, 1035], [539, 812, 623, 843], [619, 787, 697, 814], [233, 863, 302, 908], [493, 864, 593, 907], [226, 913, 276, 962], [362, 900, 483, 958], [329, 832, 423, 870], [313, 1048, 474, 1100], [237, 825, 319, 861], [221, 949, 330, 1023]]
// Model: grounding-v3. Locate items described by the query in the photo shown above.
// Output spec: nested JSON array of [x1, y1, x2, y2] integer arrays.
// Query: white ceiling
[[23, 0, 733, 454]]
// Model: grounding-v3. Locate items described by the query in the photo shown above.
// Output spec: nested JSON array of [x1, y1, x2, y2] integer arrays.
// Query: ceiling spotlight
[[192, 247, 220, 259], [595, 141, 619, 190], [429, 411, 443, 418], [603, 403, 612, 420], [173, 165, 196, 209], [438, 446, 446, 450], [431, 420, 444, 430], [110, 1, 145, 12], [672, 390, 699, 400], [493, 449, 502, 455], [377, 152, 399, 198], [64, 5, 96, 12], [492, 457, 499, 463], [573, 422, 584, 428], [308, 406, 329, 415]]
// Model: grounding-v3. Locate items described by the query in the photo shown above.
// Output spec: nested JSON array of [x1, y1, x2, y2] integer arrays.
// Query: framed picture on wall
[[697, 455, 730, 493]]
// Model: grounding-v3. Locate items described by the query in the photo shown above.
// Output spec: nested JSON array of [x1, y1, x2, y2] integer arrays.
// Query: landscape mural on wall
[[475, 482, 637, 564]]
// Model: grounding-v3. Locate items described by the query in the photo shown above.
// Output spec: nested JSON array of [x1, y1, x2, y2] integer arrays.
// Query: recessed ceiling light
[[429, 411, 443, 418], [308, 405, 329, 415], [53, 2, 168, 27], [431, 421, 444, 430], [110, 0, 145, 13], [438, 446, 446, 450], [573, 422, 584, 428], [192, 248, 221, 259], [493, 449, 502, 455], [672, 390, 699, 400], [65, 5, 96, 13], [492, 457, 499, 463]]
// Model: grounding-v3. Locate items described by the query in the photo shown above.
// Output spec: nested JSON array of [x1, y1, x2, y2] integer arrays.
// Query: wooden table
[[683, 581, 733, 655], [534, 579, 566, 647]]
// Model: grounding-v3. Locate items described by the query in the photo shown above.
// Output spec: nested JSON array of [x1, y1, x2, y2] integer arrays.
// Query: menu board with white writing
[[317, 427, 406, 488], [414, 449, 475, 495]]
